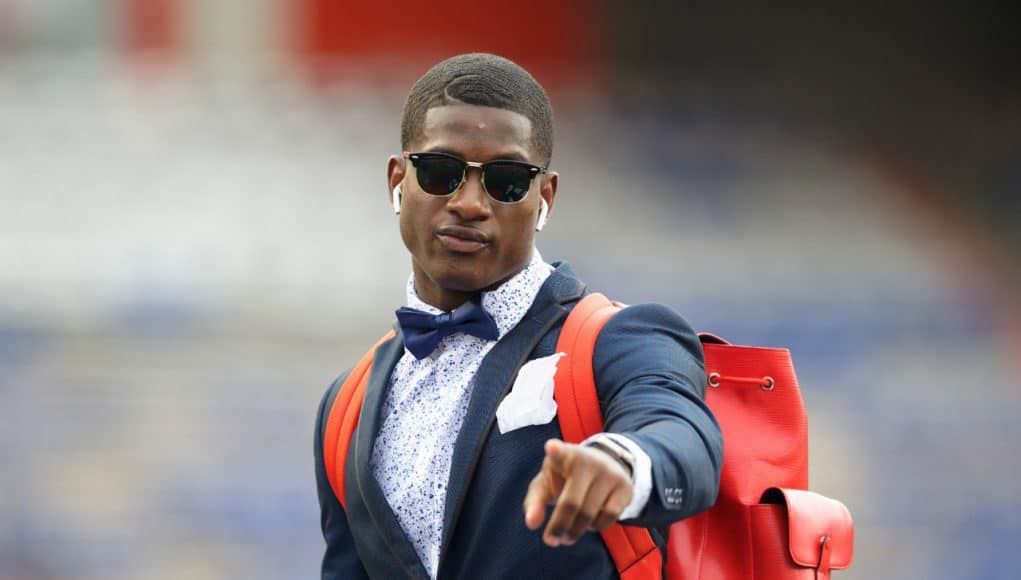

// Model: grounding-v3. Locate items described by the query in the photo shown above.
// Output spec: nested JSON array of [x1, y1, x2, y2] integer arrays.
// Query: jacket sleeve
[[591, 302, 723, 527], [314, 373, 371, 580]]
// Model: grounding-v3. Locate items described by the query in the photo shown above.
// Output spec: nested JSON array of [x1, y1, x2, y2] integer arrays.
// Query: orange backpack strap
[[323, 329, 396, 510], [553, 293, 663, 580]]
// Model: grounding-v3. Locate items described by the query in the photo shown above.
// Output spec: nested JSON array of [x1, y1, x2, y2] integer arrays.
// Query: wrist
[[584, 435, 635, 478]]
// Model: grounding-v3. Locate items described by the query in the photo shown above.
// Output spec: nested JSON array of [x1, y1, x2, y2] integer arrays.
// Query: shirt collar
[[405, 249, 554, 339]]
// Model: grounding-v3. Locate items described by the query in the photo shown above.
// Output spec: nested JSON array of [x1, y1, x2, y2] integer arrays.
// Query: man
[[314, 53, 722, 579]]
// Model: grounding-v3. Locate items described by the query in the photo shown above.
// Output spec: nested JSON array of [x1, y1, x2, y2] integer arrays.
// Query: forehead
[[416, 105, 536, 162]]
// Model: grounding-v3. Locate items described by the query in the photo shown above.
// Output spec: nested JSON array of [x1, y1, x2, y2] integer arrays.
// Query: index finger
[[523, 469, 553, 530]]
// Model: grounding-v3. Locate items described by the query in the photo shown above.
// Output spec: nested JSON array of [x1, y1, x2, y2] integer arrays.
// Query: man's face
[[387, 104, 557, 311]]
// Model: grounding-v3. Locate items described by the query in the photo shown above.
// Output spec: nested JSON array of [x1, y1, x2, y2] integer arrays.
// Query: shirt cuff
[[581, 432, 653, 521]]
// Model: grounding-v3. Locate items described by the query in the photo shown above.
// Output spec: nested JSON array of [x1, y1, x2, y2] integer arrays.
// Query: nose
[[446, 166, 492, 221]]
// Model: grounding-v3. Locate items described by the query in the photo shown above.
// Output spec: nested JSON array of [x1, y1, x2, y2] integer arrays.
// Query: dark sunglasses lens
[[416, 156, 464, 196], [484, 164, 533, 203]]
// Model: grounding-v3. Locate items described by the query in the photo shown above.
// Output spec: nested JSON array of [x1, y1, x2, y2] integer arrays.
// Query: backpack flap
[[761, 487, 854, 571]]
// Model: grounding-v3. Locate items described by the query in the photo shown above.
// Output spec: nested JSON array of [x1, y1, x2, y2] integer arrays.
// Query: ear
[[387, 154, 407, 210], [539, 170, 558, 219]]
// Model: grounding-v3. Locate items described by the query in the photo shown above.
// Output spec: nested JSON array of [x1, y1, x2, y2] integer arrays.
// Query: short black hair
[[400, 53, 554, 166]]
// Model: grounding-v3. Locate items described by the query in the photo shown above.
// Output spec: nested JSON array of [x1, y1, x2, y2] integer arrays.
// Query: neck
[[419, 287, 478, 313], [411, 264, 529, 313]]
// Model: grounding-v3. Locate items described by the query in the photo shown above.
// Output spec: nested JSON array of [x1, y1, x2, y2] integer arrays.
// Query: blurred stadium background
[[1, 1, 1019, 579]]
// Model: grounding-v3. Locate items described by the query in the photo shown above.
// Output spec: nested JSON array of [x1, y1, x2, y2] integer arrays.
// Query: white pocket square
[[496, 352, 565, 434]]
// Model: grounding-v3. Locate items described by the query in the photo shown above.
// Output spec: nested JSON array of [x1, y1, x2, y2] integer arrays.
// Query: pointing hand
[[523, 438, 633, 547]]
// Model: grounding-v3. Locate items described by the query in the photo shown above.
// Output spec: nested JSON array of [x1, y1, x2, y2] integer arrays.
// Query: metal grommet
[[762, 376, 775, 391], [708, 372, 720, 388]]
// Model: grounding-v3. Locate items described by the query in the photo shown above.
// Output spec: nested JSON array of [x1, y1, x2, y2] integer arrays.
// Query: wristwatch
[[584, 435, 635, 478]]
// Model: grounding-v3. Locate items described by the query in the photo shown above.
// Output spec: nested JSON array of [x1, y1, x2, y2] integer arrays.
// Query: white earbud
[[391, 185, 402, 215], [536, 198, 549, 231]]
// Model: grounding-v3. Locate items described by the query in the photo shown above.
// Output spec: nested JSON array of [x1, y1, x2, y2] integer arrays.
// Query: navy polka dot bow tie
[[395, 297, 500, 359]]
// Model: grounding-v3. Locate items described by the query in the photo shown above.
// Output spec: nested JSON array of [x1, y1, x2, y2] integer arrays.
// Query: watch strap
[[585, 435, 636, 477]]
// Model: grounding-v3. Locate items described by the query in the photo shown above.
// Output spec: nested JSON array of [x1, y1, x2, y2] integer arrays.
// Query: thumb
[[545, 438, 568, 472]]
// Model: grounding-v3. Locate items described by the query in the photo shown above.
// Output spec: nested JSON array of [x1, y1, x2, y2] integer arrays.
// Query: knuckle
[[577, 509, 598, 527], [602, 502, 622, 519], [568, 518, 588, 534], [568, 514, 594, 540]]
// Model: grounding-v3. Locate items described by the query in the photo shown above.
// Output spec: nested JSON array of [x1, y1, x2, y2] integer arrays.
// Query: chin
[[428, 262, 492, 294]]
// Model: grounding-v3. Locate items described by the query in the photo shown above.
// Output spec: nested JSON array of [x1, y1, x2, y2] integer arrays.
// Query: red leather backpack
[[556, 294, 854, 579]]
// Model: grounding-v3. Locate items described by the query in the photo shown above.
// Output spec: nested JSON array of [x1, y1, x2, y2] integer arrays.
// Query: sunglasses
[[403, 151, 547, 204]]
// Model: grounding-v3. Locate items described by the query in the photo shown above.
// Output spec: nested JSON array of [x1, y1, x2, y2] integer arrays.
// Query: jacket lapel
[[438, 263, 586, 565], [350, 330, 432, 579]]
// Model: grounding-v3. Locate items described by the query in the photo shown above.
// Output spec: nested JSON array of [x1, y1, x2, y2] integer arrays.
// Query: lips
[[435, 225, 491, 254]]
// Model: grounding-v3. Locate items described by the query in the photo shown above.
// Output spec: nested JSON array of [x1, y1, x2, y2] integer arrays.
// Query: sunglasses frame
[[403, 151, 547, 204]]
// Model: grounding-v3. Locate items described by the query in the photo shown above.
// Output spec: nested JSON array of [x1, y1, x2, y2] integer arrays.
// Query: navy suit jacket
[[314, 262, 723, 579]]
